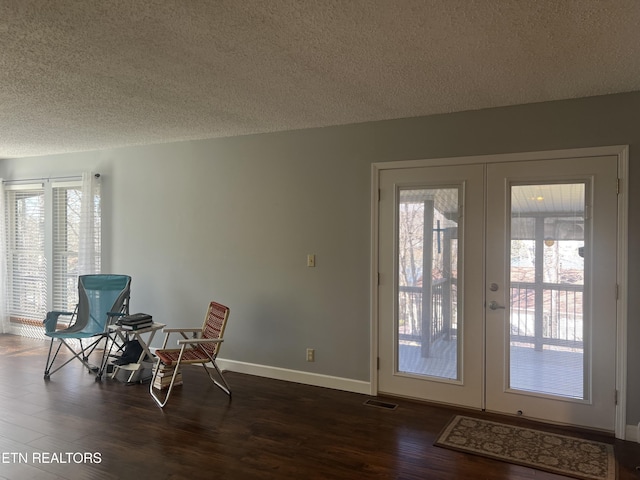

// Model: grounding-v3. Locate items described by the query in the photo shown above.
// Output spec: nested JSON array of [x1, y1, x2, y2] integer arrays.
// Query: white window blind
[[5, 186, 46, 321], [53, 185, 78, 312], [3, 178, 101, 332]]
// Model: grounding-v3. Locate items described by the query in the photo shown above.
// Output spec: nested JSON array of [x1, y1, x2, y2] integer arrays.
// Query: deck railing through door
[[398, 280, 582, 357]]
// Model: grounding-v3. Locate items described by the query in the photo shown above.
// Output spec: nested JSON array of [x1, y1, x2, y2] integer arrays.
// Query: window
[[3, 178, 101, 336], [5, 185, 46, 324]]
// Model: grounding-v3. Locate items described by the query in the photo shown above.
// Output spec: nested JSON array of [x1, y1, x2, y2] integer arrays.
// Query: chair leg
[[44, 339, 63, 379], [95, 338, 111, 381], [150, 360, 182, 408], [202, 360, 232, 399], [43, 337, 104, 379], [150, 361, 231, 407]]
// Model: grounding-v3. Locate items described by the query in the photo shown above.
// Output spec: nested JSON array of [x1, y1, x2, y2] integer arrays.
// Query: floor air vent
[[364, 399, 398, 410]]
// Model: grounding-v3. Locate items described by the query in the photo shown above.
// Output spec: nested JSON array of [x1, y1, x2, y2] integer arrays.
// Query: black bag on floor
[[113, 339, 143, 365]]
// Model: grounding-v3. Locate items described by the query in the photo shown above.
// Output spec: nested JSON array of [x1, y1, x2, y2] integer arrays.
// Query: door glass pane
[[509, 183, 587, 399], [397, 188, 460, 380]]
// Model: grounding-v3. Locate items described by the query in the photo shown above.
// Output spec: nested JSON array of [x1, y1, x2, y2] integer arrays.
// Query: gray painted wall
[[1, 91, 639, 425]]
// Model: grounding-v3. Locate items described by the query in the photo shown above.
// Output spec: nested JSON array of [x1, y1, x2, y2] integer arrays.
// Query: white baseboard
[[216, 358, 371, 395], [625, 423, 640, 443]]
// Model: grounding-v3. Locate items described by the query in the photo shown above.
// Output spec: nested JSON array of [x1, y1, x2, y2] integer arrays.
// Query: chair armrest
[[44, 311, 74, 320], [177, 338, 223, 345], [159, 327, 202, 348], [43, 311, 74, 333]]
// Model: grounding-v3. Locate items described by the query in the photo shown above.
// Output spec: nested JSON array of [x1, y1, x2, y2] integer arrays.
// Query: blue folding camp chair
[[43, 274, 131, 381]]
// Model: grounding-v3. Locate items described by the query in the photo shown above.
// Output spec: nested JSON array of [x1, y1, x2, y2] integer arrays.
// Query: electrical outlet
[[306, 348, 315, 362]]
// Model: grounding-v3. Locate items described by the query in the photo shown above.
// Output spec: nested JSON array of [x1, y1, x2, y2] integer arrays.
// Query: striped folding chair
[[150, 301, 231, 408]]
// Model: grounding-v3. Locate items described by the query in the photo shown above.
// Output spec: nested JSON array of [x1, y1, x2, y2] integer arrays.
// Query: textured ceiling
[[1, 1, 640, 158]]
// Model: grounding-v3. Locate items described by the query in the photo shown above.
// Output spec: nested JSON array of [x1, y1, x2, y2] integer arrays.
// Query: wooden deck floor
[[400, 339, 583, 398], [0, 334, 638, 480]]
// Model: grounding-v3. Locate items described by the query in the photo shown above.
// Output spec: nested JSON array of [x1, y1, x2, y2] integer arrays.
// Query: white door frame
[[370, 145, 629, 439]]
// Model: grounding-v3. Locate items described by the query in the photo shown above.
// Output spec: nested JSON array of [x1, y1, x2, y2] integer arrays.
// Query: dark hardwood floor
[[0, 334, 638, 480]]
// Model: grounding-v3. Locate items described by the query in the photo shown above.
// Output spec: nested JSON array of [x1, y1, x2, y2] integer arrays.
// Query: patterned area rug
[[435, 415, 615, 480]]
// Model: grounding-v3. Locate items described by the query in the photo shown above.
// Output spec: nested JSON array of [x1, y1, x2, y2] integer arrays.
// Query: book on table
[[117, 313, 153, 329], [119, 323, 152, 330], [119, 313, 152, 323]]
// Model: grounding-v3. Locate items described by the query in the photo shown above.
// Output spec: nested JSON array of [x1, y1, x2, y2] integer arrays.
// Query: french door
[[376, 152, 620, 432], [378, 164, 484, 408]]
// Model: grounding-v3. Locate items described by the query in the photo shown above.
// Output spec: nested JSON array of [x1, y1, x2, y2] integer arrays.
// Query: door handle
[[488, 301, 506, 310]]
